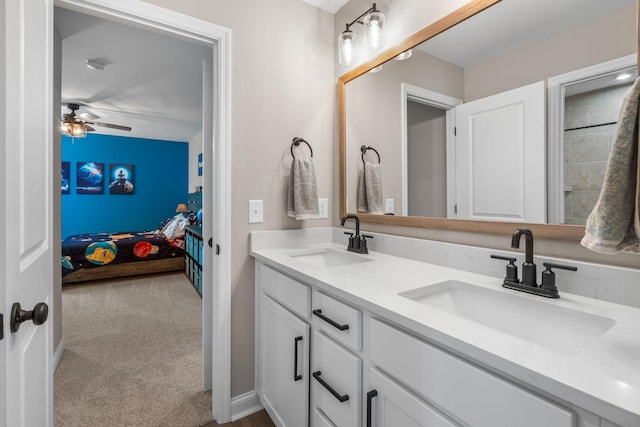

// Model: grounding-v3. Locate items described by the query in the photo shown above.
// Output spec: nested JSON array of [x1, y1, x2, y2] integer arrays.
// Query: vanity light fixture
[[338, 3, 386, 66]]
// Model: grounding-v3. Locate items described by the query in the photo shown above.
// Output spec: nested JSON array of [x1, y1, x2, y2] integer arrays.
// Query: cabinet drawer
[[312, 290, 361, 351], [311, 407, 335, 427], [311, 330, 361, 427], [369, 319, 574, 427], [368, 368, 459, 427], [259, 264, 310, 319]]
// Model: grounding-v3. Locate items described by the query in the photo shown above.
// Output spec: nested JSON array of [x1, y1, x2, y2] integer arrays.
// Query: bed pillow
[[159, 214, 190, 239]]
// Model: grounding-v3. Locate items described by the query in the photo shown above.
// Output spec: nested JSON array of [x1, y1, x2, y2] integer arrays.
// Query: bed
[[62, 226, 187, 284]]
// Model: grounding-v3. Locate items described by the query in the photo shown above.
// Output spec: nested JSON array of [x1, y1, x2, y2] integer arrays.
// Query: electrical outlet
[[385, 198, 394, 214], [318, 198, 328, 219], [249, 200, 263, 223]]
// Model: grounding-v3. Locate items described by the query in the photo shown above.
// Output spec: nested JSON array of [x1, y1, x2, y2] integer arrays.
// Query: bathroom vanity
[[251, 228, 640, 427]]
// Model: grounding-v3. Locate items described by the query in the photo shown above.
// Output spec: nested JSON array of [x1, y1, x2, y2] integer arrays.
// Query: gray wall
[[345, 50, 463, 214], [407, 102, 447, 217], [464, 5, 636, 101], [144, 0, 335, 398]]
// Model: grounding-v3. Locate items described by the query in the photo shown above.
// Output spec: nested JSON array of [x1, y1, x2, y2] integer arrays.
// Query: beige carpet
[[54, 272, 213, 427]]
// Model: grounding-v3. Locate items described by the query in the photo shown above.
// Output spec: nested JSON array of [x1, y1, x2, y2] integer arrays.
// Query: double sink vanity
[[251, 227, 640, 427]]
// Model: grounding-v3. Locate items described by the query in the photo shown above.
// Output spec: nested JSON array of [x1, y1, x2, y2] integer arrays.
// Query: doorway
[[400, 83, 461, 217], [53, 0, 232, 422], [547, 54, 638, 224]]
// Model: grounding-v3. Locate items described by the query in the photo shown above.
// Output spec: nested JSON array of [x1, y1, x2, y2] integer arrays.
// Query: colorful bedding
[[62, 231, 185, 277]]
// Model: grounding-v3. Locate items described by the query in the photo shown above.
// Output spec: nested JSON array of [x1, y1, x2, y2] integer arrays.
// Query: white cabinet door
[[260, 294, 310, 427], [367, 368, 459, 427], [455, 81, 546, 223]]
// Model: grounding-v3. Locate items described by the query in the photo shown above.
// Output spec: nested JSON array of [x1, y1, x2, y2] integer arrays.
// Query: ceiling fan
[[61, 103, 132, 137]]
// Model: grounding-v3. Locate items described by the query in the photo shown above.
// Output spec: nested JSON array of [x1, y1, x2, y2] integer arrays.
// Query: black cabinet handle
[[312, 309, 349, 331], [293, 336, 303, 381], [312, 371, 349, 402], [367, 389, 378, 427]]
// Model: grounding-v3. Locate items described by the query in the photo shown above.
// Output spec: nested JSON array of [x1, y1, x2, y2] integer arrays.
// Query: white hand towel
[[581, 78, 640, 254], [287, 156, 319, 220], [356, 161, 383, 214]]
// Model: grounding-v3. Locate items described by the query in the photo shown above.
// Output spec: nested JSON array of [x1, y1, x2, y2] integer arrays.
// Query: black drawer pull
[[366, 389, 378, 427], [293, 336, 303, 381], [312, 309, 349, 331], [312, 371, 349, 403]]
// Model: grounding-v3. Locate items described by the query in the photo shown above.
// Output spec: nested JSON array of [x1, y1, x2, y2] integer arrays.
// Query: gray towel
[[287, 157, 319, 220], [581, 78, 640, 254], [356, 161, 383, 214]]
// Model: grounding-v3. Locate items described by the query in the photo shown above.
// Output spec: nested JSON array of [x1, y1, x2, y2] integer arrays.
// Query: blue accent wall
[[61, 133, 188, 238]]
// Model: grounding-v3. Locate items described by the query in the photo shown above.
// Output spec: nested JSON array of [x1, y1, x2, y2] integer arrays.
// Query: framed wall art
[[109, 164, 135, 194], [76, 162, 104, 194], [61, 161, 70, 194]]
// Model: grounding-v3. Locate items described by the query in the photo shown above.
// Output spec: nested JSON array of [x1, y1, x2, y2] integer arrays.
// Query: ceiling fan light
[[85, 59, 105, 71]]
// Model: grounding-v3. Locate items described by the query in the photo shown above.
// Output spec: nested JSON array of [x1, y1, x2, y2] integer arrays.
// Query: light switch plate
[[385, 198, 394, 214], [249, 200, 263, 223], [318, 198, 328, 218]]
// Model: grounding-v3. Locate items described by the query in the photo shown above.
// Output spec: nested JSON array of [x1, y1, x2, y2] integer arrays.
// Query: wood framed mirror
[[338, 0, 638, 240]]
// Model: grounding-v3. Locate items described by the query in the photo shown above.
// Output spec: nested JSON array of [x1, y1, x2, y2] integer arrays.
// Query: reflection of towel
[[581, 78, 640, 254], [356, 161, 383, 214], [287, 157, 319, 220]]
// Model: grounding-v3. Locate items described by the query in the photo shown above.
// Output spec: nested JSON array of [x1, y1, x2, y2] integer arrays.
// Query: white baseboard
[[230, 390, 262, 421], [53, 337, 65, 372]]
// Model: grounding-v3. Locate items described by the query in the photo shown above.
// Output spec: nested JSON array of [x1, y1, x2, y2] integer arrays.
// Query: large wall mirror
[[338, 0, 638, 239]]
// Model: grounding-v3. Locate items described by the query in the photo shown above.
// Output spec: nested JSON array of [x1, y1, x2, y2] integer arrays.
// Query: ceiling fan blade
[[79, 111, 100, 120], [89, 121, 132, 131], [85, 124, 96, 132]]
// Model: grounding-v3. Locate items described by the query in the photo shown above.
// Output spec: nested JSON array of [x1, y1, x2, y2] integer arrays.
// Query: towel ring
[[291, 137, 313, 158], [361, 145, 381, 164]]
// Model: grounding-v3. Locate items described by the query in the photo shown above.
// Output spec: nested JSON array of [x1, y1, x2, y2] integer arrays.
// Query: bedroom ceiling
[[55, 7, 212, 142], [54, 1, 344, 143]]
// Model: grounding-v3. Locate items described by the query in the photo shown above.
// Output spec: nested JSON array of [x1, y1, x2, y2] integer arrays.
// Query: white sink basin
[[288, 248, 372, 268], [399, 280, 616, 354]]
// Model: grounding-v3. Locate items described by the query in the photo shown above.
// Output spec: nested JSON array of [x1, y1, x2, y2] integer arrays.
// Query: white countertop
[[251, 241, 640, 427]]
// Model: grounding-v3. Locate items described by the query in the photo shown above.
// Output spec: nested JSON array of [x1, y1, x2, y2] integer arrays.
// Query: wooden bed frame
[[62, 256, 185, 284]]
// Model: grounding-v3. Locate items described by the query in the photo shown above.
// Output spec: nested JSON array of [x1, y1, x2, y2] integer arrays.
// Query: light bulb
[[339, 30, 356, 65], [364, 10, 385, 51]]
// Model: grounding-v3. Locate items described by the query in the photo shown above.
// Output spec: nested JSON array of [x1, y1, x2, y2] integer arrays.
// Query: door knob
[[10, 302, 48, 333]]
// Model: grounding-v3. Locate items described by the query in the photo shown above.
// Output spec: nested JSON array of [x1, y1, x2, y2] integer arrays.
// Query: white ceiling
[[418, 0, 635, 68], [55, 7, 212, 142], [299, 0, 348, 14]]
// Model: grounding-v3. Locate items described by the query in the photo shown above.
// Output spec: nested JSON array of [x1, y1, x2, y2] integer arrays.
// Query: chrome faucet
[[491, 228, 577, 298], [340, 215, 372, 254]]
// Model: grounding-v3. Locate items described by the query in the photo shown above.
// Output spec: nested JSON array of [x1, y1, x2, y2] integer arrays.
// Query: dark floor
[[202, 410, 275, 427]]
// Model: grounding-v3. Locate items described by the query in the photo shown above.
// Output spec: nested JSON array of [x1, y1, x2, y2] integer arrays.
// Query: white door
[[1, 0, 55, 426], [455, 81, 546, 223]]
